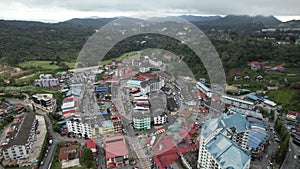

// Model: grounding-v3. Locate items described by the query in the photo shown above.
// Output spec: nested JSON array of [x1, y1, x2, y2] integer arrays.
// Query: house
[[249, 61, 261, 70], [86, 139, 97, 156], [104, 135, 129, 168], [274, 65, 285, 72], [2, 113, 37, 161], [256, 75, 263, 81], [287, 111, 300, 121], [58, 145, 77, 162]]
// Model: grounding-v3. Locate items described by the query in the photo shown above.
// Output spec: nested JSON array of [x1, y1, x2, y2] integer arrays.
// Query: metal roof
[[206, 134, 251, 169]]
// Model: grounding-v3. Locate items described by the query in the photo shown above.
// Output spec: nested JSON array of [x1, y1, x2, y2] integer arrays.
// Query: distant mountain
[[65, 17, 117, 28], [192, 15, 282, 34], [279, 19, 300, 28], [179, 15, 222, 22]]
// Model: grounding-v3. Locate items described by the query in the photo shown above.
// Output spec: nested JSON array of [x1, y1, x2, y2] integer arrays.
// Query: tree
[[82, 148, 94, 168], [270, 110, 275, 122]]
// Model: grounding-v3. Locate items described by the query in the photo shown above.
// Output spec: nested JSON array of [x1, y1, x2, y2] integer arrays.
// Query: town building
[[86, 139, 97, 156], [32, 93, 54, 108], [149, 92, 167, 125], [66, 120, 92, 138], [111, 115, 122, 134], [2, 113, 37, 161], [197, 114, 251, 169], [58, 145, 78, 162], [34, 74, 59, 87], [221, 95, 255, 109], [132, 109, 151, 130], [249, 61, 261, 70], [104, 135, 129, 168], [196, 82, 212, 98], [140, 78, 165, 93], [156, 71, 174, 83]]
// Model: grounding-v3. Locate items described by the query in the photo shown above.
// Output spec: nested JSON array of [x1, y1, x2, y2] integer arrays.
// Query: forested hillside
[[0, 15, 299, 75]]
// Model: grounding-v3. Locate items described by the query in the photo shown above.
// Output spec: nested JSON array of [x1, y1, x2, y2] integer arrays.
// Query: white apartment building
[[66, 120, 92, 138], [140, 78, 165, 94]]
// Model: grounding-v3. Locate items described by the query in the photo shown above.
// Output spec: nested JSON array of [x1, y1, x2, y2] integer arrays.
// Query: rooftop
[[4, 113, 36, 149], [201, 114, 250, 139], [205, 134, 250, 169], [104, 135, 128, 158]]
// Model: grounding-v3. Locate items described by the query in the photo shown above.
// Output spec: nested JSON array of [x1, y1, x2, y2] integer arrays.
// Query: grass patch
[[99, 51, 140, 66], [19, 61, 76, 70], [268, 88, 297, 105], [268, 88, 300, 111]]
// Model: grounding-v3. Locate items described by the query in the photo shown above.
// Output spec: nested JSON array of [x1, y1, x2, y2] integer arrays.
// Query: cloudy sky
[[0, 0, 299, 22]]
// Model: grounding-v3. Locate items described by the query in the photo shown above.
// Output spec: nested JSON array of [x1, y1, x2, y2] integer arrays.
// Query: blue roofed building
[[204, 134, 251, 169], [198, 114, 251, 169]]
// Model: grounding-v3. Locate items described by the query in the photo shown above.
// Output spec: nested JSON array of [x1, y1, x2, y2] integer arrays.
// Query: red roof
[[250, 61, 260, 66], [198, 92, 206, 99], [122, 71, 137, 79], [3, 79, 9, 84], [86, 138, 97, 149], [108, 162, 116, 168], [288, 111, 299, 116], [154, 152, 179, 169], [264, 66, 273, 69], [275, 66, 284, 69], [63, 97, 79, 103], [58, 145, 77, 161], [104, 135, 128, 159], [63, 109, 77, 114], [15, 104, 24, 110], [139, 73, 157, 79], [134, 77, 146, 81]]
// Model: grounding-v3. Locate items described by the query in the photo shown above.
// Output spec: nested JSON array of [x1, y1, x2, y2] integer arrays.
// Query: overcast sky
[[0, 0, 299, 22]]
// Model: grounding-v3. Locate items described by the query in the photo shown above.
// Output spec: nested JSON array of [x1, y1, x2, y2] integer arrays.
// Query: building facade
[[197, 114, 251, 169], [2, 113, 37, 161], [66, 120, 92, 138]]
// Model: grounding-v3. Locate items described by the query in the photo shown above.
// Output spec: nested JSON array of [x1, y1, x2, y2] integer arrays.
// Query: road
[[281, 137, 300, 169]]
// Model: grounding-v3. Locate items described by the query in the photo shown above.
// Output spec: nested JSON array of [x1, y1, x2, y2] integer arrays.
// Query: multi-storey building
[[132, 109, 151, 130], [2, 113, 37, 160], [149, 92, 167, 125], [66, 120, 92, 138], [32, 93, 54, 107], [34, 74, 59, 87], [197, 114, 251, 169], [111, 115, 122, 134], [140, 78, 165, 93]]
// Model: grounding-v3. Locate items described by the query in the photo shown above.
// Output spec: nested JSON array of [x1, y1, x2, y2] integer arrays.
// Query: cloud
[[0, 0, 299, 21]]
